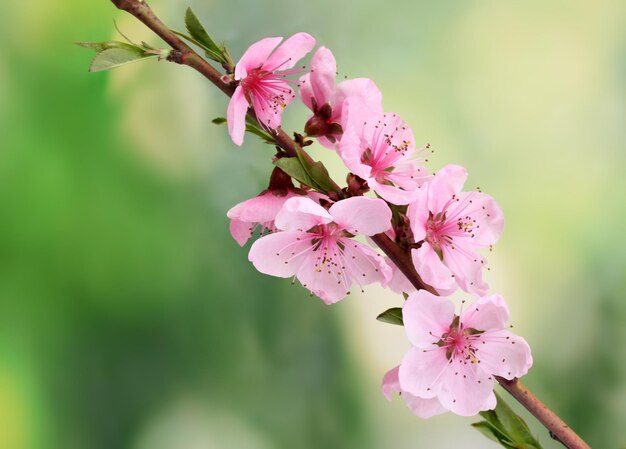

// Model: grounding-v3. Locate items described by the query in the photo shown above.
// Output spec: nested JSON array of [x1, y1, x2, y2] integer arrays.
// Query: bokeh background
[[1, 0, 625, 448]]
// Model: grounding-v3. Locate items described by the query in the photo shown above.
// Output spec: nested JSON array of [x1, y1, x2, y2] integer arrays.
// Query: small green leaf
[[376, 307, 403, 326], [476, 393, 544, 449], [472, 421, 509, 444], [184, 7, 225, 63], [309, 161, 342, 193], [87, 46, 156, 72], [211, 117, 227, 125], [76, 41, 138, 52], [274, 157, 317, 188]]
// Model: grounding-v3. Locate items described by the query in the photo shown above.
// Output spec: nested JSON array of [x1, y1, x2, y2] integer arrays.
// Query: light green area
[[0, 1, 624, 448]]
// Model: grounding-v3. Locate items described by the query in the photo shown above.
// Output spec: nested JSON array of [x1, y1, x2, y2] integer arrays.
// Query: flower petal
[[341, 239, 392, 287], [475, 329, 533, 379], [275, 197, 333, 231], [298, 73, 314, 111], [248, 231, 314, 277], [411, 245, 457, 296], [461, 294, 510, 331], [399, 346, 450, 398], [329, 197, 392, 236], [227, 85, 249, 146], [264, 32, 316, 72], [333, 77, 383, 119], [295, 251, 349, 304], [227, 191, 294, 224], [438, 358, 495, 416], [381, 366, 401, 401], [251, 81, 294, 130], [235, 36, 282, 80], [229, 218, 253, 246], [404, 394, 447, 419], [440, 242, 488, 295], [309, 46, 336, 107], [403, 291, 455, 348], [427, 164, 468, 214]]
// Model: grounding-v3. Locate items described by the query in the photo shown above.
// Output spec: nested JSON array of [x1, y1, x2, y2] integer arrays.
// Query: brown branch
[[107, 2, 591, 448], [497, 377, 590, 449]]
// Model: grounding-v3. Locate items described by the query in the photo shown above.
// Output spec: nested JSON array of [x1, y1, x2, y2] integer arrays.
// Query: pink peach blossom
[[397, 291, 532, 416], [407, 164, 504, 295], [382, 366, 446, 419], [299, 47, 382, 148], [228, 33, 316, 145], [339, 98, 431, 205], [227, 190, 302, 246], [248, 196, 392, 303]]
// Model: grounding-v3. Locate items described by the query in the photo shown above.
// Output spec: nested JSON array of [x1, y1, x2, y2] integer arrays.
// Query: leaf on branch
[[473, 392, 544, 449], [183, 7, 228, 64], [274, 149, 342, 194], [77, 42, 157, 72], [211, 117, 227, 125], [376, 307, 403, 326]]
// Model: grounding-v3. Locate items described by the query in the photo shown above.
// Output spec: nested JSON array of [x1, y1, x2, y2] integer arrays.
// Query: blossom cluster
[[225, 33, 532, 418]]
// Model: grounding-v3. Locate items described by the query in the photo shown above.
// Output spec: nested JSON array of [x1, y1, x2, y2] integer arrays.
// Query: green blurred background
[[1, 0, 625, 448]]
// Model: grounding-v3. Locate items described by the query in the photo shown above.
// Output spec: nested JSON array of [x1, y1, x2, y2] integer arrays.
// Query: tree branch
[[107, 2, 591, 448]]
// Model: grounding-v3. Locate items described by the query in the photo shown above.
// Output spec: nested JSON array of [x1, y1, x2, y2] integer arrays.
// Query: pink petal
[[342, 239, 392, 287], [387, 261, 417, 295], [337, 126, 372, 180], [229, 218, 253, 246], [399, 346, 450, 399], [438, 358, 495, 416], [368, 179, 421, 206], [406, 191, 429, 242], [263, 32, 316, 72], [309, 46, 336, 107], [404, 394, 447, 419], [403, 291, 455, 348], [275, 196, 333, 231], [329, 197, 392, 236], [475, 329, 533, 380], [411, 245, 457, 296], [295, 251, 349, 304], [427, 164, 468, 214], [248, 231, 313, 277], [461, 294, 510, 331], [381, 366, 401, 400], [481, 392, 497, 411], [227, 85, 249, 146], [440, 242, 488, 295], [467, 192, 505, 246], [298, 73, 314, 110], [235, 36, 282, 80], [251, 81, 294, 130], [333, 77, 383, 120], [227, 191, 294, 224]]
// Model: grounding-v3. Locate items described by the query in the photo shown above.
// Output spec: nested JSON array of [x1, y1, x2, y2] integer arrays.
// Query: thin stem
[[497, 377, 590, 449], [107, 2, 591, 448]]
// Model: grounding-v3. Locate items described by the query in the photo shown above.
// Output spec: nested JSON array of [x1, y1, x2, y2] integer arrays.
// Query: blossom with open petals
[[339, 98, 431, 205], [248, 196, 392, 303], [228, 33, 316, 145], [397, 291, 532, 416], [407, 164, 504, 295], [299, 46, 382, 148]]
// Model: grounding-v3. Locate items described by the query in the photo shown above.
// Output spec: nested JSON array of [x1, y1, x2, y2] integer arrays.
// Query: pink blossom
[[407, 164, 504, 295], [248, 196, 392, 303], [227, 190, 301, 246], [382, 366, 446, 419], [397, 291, 532, 416], [339, 98, 431, 205], [299, 47, 382, 148], [227, 33, 316, 145]]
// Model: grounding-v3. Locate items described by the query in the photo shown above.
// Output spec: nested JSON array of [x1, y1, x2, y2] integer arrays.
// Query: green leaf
[[184, 7, 225, 63], [376, 307, 403, 326], [76, 41, 138, 52], [472, 421, 509, 444], [274, 157, 317, 188], [475, 393, 544, 449], [211, 117, 227, 125], [87, 46, 156, 72]]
